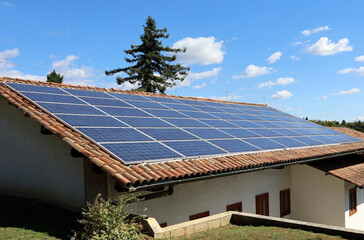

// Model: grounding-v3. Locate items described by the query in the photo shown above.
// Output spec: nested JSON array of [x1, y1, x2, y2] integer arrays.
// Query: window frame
[[255, 192, 269, 216], [226, 202, 242, 212], [189, 211, 210, 221], [280, 189, 291, 217], [349, 187, 357, 216]]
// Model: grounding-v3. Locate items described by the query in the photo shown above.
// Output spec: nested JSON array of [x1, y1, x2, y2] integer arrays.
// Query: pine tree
[[47, 69, 64, 83], [105, 16, 189, 94]]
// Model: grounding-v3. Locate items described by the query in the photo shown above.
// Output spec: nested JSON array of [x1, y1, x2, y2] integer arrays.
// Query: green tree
[[105, 16, 189, 94], [47, 69, 64, 83]]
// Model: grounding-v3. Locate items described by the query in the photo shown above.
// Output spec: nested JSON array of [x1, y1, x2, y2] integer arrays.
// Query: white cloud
[[266, 51, 282, 64], [0, 48, 19, 59], [258, 77, 295, 89], [174, 67, 221, 89], [1, 1, 13, 7], [290, 55, 300, 61], [317, 95, 328, 101], [233, 65, 273, 79], [301, 26, 330, 36], [192, 82, 206, 89], [293, 41, 302, 46], [271, 90, 292, 99], [357, 116, 364, 121], [355, 55, 364, 62], [172, 37, 225, 65], [52, 55, 97, 85], [307, 37, 353, 56], [338, 67, 364, 76], [331, 88, 361, 95]]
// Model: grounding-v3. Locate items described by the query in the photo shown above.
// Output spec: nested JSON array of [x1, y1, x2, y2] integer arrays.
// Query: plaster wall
[[344, 182, 364, 230], [290, 164, 345, 227], [0, 97, 85, 210], [109, 167, 292, 226]]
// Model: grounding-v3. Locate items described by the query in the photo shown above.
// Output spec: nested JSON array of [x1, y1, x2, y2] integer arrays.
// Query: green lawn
[[0, 196, 80, 240], [177, 224, 347, 240]]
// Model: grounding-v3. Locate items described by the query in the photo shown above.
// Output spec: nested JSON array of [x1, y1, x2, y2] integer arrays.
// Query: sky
[[0, 0, 363, 121]]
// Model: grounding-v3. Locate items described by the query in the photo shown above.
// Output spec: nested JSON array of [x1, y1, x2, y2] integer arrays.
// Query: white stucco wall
[[344, 182, 364, 230], [290, 164, 345, 227], [0, 97, 85, 210], [110, 167, 292, 225]]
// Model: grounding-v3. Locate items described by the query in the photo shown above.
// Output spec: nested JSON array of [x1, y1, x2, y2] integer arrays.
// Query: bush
[[74, 193, 142, 240]]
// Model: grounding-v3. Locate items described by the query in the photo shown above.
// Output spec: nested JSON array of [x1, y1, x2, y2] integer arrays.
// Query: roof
[[1, 77, 364, 190]]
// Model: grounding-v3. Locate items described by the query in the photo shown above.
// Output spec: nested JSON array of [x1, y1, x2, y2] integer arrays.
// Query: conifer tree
[[105, 16, 189, 93], [47, 69, 64, 83]]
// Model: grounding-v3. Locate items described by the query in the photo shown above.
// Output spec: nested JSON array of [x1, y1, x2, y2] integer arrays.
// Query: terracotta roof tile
[[1, 77, 364, 189]]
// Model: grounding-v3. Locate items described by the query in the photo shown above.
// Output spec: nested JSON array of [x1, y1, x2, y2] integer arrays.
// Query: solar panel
[[138, 128, 198, 141], [117, 117, 173, 127], [209, 139, 260, 152], [56, 115, 127, 127], [102, 142, 182, 163], [6, 82, 362, 165], [78, 128, 152, 142], [163, 140, 226, 157]]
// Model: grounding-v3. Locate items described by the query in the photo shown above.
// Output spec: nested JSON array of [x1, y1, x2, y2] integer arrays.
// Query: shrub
[[74, 193, 142, 240]]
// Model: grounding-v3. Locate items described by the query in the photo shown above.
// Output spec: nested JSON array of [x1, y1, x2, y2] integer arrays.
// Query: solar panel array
[[6, 82, 362, 164]]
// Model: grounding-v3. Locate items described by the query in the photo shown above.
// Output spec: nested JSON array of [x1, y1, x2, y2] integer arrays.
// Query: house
[[0, 77, 363, 231]]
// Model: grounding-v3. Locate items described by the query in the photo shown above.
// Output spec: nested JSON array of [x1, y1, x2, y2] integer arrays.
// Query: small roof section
[[1, 77, 364, 190]]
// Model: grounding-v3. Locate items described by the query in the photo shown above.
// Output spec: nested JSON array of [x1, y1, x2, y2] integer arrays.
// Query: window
[[349, 187, 357, 216], [189, 211, 210, 221], [159, 222, 167, 228], [280, 189, 291, 217], [226, 202, 242, 212], [256, 193, 269, 216]]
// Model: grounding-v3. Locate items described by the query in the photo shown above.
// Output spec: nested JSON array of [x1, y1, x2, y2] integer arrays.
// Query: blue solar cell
[[125, 100, 168, 109], [192, 105, 224, 113], [249, 129, 283, 137], [242, 138, 286, 150], [292, 129, 316, 135], [220, 128, 260, 138], [341, 135, 362, 142], [271, 122, 297, 128], [63, 88, 112, 98], [254, 121, 281, 128], [102, 142, 182, 163], [243, 110, 262, 115], [226, 120, 263, 128], [255, 115, 280, 121], [185, 128, 232, 139], [78, 128, 152, 142], [99, 106, 151, 117], [162, 118, 209, 128], [38, 102, 105, 115], [109, 92, 149, 101], [80, 97, 132, 107], [164, 140, 226, 157], [271, 128, 302, 136], [270, 137, 307, 148], [291, 137, 324, 146], [144, 109, 189, 118], [314, 128, 342, 135], [259, 110, 282, 116], [6, 82, 65, 94], [218, 107, 243, 114], [180, 111, 217, 119], [56, 115, 127, 127], [177, 99, 209, 106], [234, 114, 264, 121], [310, 136, 341, 144], [117, 117, 173, 127], [21, 92, 84, 104], [209, 139, 259, 152], [199, 119, 238, 128], [139, 128, 198, 141], [210, 113, 242, 120], [144, 96, 182, 104], [203, 101, 231, 108], [163, 103, 199, 111], [327, 135, 362, 143]]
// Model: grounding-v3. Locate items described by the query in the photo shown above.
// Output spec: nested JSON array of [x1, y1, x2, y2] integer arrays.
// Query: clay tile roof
[[1, 76, 364, 190]]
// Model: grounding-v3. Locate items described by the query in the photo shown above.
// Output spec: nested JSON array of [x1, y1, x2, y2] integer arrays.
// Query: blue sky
[[0, 0, 363, 121]]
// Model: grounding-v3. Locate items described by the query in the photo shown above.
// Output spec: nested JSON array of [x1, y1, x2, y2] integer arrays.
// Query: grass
[[177, 224, 347, 240], [0, 195, 81, 240]]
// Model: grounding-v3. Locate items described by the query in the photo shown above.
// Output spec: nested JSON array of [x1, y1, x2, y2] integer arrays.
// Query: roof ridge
[[0, 76, 268, 108]]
